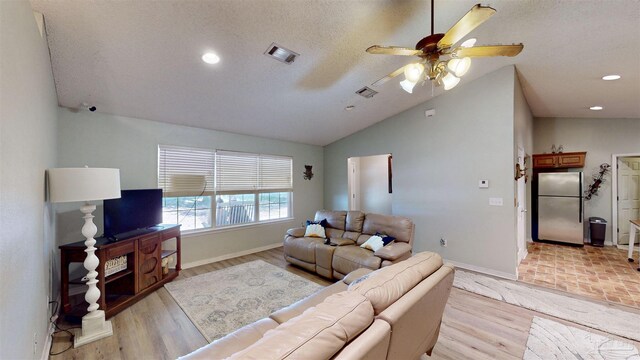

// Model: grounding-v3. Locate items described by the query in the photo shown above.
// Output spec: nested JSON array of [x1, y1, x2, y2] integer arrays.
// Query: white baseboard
[[445, 259, 517, 281], [182, 243, 284, 269], [518, 248, 528, 263]]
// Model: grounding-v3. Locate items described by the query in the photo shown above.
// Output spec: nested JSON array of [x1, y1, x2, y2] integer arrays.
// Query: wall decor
[[584, 163, 611, 200], [303, 165, 314, 180]]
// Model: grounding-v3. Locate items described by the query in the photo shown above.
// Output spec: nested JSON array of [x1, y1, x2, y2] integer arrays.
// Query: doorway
[[347, 154, 392, 214], [613, 155, 640, 247], [516, 147, 528, 263]]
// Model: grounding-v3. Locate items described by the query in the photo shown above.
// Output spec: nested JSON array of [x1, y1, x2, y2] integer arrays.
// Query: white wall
[[56, 108, 323, 267], [324, 66, 518, 278], [0, 2, 58, 358], [359, 154, 392, 214], [534, 117, 640, 244]]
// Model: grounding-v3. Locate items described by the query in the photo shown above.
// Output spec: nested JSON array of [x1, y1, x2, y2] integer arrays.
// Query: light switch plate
[[489, 197, 503, 206], [479, 180, 489, 188]]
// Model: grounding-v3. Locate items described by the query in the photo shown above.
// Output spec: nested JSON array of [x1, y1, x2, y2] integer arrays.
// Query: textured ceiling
[[30, 0, 640, 146]]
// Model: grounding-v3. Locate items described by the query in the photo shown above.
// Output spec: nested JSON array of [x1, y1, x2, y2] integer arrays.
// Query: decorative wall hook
[[515, 156, 529, 182], [303, 165, 314, 180]]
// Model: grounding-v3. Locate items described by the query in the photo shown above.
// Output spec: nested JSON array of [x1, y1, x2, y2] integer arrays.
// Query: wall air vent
[[355, 86, 378, 98], [264, 43, 299, 64]]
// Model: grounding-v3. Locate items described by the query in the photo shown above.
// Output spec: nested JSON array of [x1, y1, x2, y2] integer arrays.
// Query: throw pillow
[[360, 234, 395, 252], [305, 219, 328, 238]]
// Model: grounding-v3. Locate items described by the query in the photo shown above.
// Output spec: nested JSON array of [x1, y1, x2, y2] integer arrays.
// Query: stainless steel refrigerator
[[538, 172, 584, 245]]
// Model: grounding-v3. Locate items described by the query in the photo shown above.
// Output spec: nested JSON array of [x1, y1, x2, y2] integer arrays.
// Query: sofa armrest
[[330, 238, 356, 246], [342, 268, 374, 285], [286, 227, 306, 237], [374, 242, 412, 261]]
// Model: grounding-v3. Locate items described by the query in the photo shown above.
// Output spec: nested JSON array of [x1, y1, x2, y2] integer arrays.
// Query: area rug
[[453, 270, 640, 342], [523, 317, 640, 360], [164, 260, 323, 342]]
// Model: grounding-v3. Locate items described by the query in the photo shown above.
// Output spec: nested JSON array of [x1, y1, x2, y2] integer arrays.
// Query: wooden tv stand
[[59, 224, 181, 319]]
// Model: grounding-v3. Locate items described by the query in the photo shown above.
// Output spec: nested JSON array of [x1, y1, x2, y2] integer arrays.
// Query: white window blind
[[158, 145, 215, 196], [259, 155, 293, 190], [215, 150, 292, 192]]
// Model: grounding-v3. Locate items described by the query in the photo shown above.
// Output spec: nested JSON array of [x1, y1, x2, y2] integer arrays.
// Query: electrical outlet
[[440, 238, 447, 247]]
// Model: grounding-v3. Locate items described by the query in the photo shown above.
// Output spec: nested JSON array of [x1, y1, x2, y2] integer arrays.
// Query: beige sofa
[[284, 210, 415, 279], [181, 251, 454, 360]]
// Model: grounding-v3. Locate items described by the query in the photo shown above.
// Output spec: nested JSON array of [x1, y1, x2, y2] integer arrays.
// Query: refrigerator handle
[[579, 173, 583, 223]]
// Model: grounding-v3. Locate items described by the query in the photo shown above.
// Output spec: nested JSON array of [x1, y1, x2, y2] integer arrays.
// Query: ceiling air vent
[[356, 86, 378, 99], [264, 43, 299, 64]]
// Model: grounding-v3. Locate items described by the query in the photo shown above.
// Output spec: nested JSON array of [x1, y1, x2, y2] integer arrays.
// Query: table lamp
[[48, 166, 121, 347]]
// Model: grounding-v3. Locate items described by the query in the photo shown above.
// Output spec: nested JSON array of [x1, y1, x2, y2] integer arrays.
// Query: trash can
[[589, 217, 607, 247]]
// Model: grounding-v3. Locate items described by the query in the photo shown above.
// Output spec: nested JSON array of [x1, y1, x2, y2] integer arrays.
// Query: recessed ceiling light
[[602, 75, 621, 81], [201, 52, 220, 64], [590, 106, 603, 111], [345, 105, 355, 111]]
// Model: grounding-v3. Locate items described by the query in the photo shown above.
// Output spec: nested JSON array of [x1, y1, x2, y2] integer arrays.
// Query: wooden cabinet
[[60, 224, 181, 319], [532, 152, 586, 169]]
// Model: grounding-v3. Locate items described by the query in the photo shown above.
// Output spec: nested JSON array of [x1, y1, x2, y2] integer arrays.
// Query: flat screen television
[[103, 189, 163, 240]]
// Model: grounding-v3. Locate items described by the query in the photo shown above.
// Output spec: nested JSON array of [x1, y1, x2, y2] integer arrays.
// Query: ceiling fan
[[367, 0, 523, 93]]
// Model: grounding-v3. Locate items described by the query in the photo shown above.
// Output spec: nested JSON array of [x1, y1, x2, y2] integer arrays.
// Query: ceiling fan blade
[[366, 45, 423, 56], [437, 4, 496, 49], [453, 44, 524, 58], [372, 65, 407, 87]]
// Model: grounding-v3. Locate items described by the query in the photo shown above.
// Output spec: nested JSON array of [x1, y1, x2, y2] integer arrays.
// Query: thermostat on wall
[[479, 180, 489, 188]]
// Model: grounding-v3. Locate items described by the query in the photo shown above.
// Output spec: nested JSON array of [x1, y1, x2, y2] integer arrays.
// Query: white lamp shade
[[48, 167, 121, 203], [442, 72, 460, 90], [447, 57, 471, 77], [400, 79, 417, 93], [403, 63, 425, 83]]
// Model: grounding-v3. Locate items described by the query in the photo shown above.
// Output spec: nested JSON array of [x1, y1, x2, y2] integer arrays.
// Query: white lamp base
[[73, 310, 113, 347]]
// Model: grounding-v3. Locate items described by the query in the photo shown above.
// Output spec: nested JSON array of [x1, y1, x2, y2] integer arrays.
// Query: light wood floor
[[50, 247, 640, 359]]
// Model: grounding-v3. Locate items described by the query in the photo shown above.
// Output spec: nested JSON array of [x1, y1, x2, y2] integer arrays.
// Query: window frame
[[158, 145, 294, 233]]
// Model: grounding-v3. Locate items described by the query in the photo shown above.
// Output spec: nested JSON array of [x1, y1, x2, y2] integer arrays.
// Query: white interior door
[[617, 157, 640, 245], [516, 147, 527, 262], [347, 157, 360, 211]]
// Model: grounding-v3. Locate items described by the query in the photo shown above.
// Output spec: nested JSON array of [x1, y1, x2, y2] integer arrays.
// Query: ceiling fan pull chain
[[431, 0, 434, 35]]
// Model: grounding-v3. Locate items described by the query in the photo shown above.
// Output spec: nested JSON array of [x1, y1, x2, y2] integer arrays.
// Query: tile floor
[[518, 242, 640, 308]]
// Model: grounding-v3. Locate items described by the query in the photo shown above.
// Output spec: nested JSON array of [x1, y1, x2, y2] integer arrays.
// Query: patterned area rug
[[524, 317, 640, 359], [453, 270, 640, 342], [165, 260, 323, 342]]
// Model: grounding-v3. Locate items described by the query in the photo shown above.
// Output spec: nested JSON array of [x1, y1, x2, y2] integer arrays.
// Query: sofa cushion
[[228, 291, 374, 360], [269, 280, 348, 324], [346, 211, 365, 232], [333, 246, 382, 276], [315, 210, 347, 230], [325, 228, 345, 239], [342, 231, 361, 241], [348, 251, 443, 314], [178, 317, 279, 360], [284, 237, 325, 264], [362, 213, 413, 244]]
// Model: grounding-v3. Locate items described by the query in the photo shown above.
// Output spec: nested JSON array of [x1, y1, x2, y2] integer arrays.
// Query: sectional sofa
[[180, 251, 455, 360], [284, 210, 415, 279]]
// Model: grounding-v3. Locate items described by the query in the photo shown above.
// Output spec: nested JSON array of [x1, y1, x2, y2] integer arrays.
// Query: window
[[158, 146, 293, 231]]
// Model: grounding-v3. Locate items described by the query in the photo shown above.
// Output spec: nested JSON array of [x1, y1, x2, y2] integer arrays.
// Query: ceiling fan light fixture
[[447, 57, 471, 77], [442, 72, 460, 90], [404, 63, 425, 83], [400, 79, 417, 94], [460, 38, 477, 48]]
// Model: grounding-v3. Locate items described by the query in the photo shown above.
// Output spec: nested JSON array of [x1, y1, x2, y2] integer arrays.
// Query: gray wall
[[324, 66, 519, 277], [514, 72, 534, 243], [0, 2, 58, 358], [534, 117, 640, 243], [56, 108, 323, 266]]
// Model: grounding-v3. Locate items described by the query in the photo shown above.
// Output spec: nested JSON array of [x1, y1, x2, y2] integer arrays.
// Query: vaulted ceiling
[[30, 0, 640, 146]]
